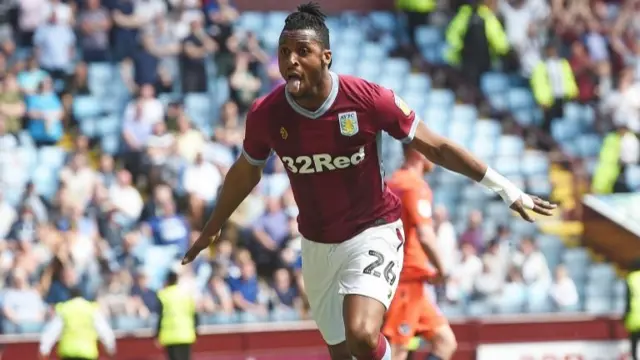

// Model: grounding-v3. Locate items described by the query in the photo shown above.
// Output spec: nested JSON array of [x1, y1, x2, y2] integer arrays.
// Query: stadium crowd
[[0, 0, 636, 334]]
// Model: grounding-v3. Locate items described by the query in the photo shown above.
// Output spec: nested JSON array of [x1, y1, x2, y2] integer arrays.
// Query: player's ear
[[323, 49, 332, 69]]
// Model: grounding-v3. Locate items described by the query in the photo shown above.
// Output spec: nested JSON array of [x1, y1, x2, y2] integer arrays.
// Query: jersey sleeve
[[242, 102, 272, 166], [403, 189, 433, 227], [373, 86, 420, 143]]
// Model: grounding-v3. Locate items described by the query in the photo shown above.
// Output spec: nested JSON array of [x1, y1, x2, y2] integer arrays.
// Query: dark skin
[[181, 28, 556, 360]]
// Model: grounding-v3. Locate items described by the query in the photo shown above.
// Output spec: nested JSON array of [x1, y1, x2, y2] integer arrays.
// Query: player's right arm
[[182, 103, 270, 264]]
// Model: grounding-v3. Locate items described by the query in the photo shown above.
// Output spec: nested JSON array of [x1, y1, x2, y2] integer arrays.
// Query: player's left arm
[[374, 87, 556, 221]]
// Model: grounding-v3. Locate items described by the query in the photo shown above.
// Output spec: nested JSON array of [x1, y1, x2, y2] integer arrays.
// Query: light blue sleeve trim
[[242, 147, 271, 166], [400, 115, 421, 144]]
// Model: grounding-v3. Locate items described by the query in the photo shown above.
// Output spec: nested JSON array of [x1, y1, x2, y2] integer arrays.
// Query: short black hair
[[283, 2, 330, 49]]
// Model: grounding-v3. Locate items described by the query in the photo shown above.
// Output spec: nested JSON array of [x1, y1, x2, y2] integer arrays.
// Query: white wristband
[[479, 167, 534, 209]]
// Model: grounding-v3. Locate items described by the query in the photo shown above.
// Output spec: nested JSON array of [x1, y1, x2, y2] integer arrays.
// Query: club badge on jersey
[[338, 112, 359, 136], [393, 92, 412, 116]]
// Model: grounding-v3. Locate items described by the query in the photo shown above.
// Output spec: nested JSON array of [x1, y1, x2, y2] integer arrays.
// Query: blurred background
[[0, 0, 638, 358]]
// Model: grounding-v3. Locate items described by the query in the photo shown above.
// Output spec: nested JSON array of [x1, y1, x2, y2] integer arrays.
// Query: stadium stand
[[0, 0, 637, 338]]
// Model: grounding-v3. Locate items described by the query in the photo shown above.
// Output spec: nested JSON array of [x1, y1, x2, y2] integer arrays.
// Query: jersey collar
[[285, 71, 339, 119]]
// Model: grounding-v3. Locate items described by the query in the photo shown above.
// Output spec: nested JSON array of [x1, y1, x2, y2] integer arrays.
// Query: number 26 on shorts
[[363, 250, 397, 286]]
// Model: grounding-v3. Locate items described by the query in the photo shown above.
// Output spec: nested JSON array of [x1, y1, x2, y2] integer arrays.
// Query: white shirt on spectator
[[34, 22, 76, 70], [454, 254, 483, 294], [436, 220, 458, 274], [42, 1, 73, 25], [59, 167, 97, 207], [550, 277, 579, 307], [123, 99, 164, 127], [147, 132, 175, 165], [621, 132, 640, 165], [513, 250, 551, 286], [183, 161, 222, 202], [203, 141, 235, 168], [135, 0, 167, 24], [109, 184, 143, 220], [0, 198, 17, 239], [19, 0, 48, 31]]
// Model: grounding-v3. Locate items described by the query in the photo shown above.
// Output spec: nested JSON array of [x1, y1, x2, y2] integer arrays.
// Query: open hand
[[510, 195, 557, 222], [181, 231, 220, 265]]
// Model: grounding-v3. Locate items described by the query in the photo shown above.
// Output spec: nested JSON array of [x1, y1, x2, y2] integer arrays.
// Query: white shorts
[[301, 219, 405, 345]]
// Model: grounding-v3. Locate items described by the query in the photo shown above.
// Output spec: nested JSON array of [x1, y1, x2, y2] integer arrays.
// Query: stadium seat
[[466, 301, 491, 316], [575, 134, 602, 158], [271, 308, 301, 322], [521, 152, 550, 177], [265, 11, 288, 28], [614, 279, 626, 299], [333, 43, 359, 63], [625, 165, 640, 191], [587, 263, 617, 284], [510, 221, 537, 237], [341, 27, 365, 45], [563, 102, 583, 123], [480, 72, 509, 95], [488, 93, 508, 111], [38, 146, 66, 170], [513, 109, 535, 126], [237, 12, 265, 32], [584, 297, 611, 315], [474, 119, 502, 138], [440, 303, 465, 318], [184, 93, 212, 129], [470, 137, 496, 159], [404, 73, 431, 94], [427, 89, 455, 108], [527, 285, 553, 313], [73, 95, 103, 120], [494, 157, 521, 177], [114, 316, 146, 331], [332, 59, 356, 77], [356, 60, 380, 82], [378, 76, 404, 93], [507, 88, 534, 111], [526, 177, 553, 197], [100, 134, 121, 155], [414, 26, 442, 48], [88, 62, 114, 95], [497, 135, 525, 156], [32, 166, 59, 200], [143, 246, 180, 290], [361, 42, 387, 63], [96, 115, 121, 136], [451, 104, 477, 127], [383, 58, 411, 78], [368, 11, 396, 31], [585, 281, 612, 299], [537, 235, 564, 270]]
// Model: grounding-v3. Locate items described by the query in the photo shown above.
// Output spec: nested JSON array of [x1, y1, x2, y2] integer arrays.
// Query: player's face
[[278, 29, 331, 98]]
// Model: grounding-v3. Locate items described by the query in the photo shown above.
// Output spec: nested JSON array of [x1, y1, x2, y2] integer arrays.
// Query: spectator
[[207, 0, 239, 77], [445, 0, 510, 86], [98, 269, 136, 318], [108, 169, 144, 224], [600, 67, 640, 133], [2, 271, 46, 333], [499, 266, 528, 310], [142, 16, 180, 77], [7, 206, 39, 244], [0, 74, 26, 134], [43, 0, 74, 26], [183, 152, 222, 227], [512, 237, 551, 287], [34, 12, 76, 85], [175, 114, 205, 163], [433, 205, 458, 275], [79, 0, 112, 63], [131, 272, 159, 314], [97, 154, 117, 189], [569, 41, 599, 104], [270, 268, 301, 317], [59, 153, 98, 209], [530, 42, 579, 134], [549, 264, 579, 311], [111, 0, 143, 62], [20, 182, 48, 224], [201, 266, 235, 316], [18, 0, 47, 47], [249, 197, 290, 275], [261, 158, 290, 198], [229, 53, 262, 113], [18, 57, 48, 95], [147, 200, 190, 253], [593, 123, 639, 193], [473, 257, 504, 301], [25, 77, 64, 147], [460, 210, 484, 253], [229, 257, 268, 319], [180, 15, 216, 93], [447, 242, 483, 303]]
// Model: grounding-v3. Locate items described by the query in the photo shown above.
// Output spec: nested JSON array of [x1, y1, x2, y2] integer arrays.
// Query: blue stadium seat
[[575, 134, 602, 158], [383, 58, 411, 78], [585, 280, 612, 299], [448, 120, 473, 146], [361, 42, 387, 63], [270, 308, 301, 322], [333, 43, 359, 63], [485, 201, 510, 221], [38, 146, 66, 170], [537, 235, 564, 269], [614, 279, 626, 299], [32, 166, 59, 200], [114, 316, 146, 331], [625, 165, 640, 191], [400, 93, 427, 114], [73, 95, 102, 120], [237, 12, 265, 32], [497, 135, 525, 156], [404, 73, 431, 94], [451, 104, 477, 126], [184, 93, 212, 129], [88, 62, 114, 95], [584, 297, 611, 315], [488, 93, 508, 111], [521, 152, 549, 177], [415, 26, 442, 48], [143, 246, 180, 290], [239, 311, 269, 323], [368, 11, 397, 32], [378, 76, 404, 93], [427, 89, 455, 108], [100, 134, 121, 155], [356, 60, 380, 82], [507, 88, 534, 111], [265, 11, 288, 28], [526, 177, 553, 197], [563, 102, 583, 123], [527, 285, 553, 313], [466, 301, 491, 316], [513, 109, 535, 126], [496, 290, 526, 314], [341, 27, 365, 45], [510, 220, 537, 237], [470, 138, 496, 159], [474, 119, 502, 138], [587, 264, 617, 284], [480, 72, 509, 95], [96, 115, 120, 136], [332, 59, 356, 77]]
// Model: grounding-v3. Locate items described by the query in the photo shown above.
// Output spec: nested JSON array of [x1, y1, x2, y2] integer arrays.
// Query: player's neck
[[293, 71, 333, 111]]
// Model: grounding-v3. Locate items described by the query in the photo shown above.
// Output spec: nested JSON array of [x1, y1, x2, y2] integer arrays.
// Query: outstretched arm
[[408, 122, 555, 221]]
